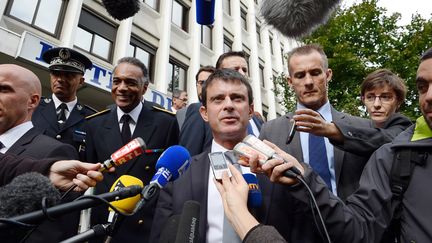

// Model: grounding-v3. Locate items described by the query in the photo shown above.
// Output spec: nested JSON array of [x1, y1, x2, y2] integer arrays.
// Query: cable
[[296, 175, 332, 243]]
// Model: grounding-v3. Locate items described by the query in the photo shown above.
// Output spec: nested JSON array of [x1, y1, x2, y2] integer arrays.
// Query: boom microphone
[[260, 0, 342, 38], [174, 201, 200, 243], [99, 137, 146, 173], [196, 0, 215, 26], [243, 174, 262, 208], [102, 0, 140, 21], [0, 172, 60, 218]]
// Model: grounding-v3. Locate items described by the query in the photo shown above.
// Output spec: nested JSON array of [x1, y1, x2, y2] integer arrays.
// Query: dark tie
[[57, 103, 68, 127], [309, 133, 332, 191], [120, 114, 132, 145]]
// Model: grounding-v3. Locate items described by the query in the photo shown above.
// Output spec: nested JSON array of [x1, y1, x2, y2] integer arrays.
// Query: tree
[[273, 0, 432, 120]]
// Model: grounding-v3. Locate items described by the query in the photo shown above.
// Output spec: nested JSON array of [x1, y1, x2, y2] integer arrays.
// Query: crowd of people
[[0, 42, 430, 243]]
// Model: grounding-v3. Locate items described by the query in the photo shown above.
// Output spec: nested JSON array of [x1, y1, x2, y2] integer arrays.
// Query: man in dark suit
[[151, 69, 277, 243], [32, 47, 96, 159], [256, 44, 412, 242], [85, 57, 179, 243], [179, 66, 215, 155], [0, 64, 80, 242]]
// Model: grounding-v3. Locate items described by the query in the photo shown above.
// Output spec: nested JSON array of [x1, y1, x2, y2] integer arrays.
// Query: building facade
[[0, 0, 297, 119]]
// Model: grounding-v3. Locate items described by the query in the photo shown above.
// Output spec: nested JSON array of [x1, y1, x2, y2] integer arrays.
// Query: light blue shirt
[[297, 101, 337, 194]]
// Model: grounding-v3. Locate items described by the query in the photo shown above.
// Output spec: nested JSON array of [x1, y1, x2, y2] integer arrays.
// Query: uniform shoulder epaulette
[[152, 106, 175, 115], [84, 104, 98, 113], [85, 109, 110, 120]]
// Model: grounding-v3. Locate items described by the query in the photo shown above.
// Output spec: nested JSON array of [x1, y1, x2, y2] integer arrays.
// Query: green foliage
[[275, 0, 432, 120]]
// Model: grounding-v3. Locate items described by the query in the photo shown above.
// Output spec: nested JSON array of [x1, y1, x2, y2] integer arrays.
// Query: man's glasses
[[363, 93, 395, 103]]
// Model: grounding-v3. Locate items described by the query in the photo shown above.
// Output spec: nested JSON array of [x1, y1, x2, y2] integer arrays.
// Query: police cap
[[42, 47, 92, 74]]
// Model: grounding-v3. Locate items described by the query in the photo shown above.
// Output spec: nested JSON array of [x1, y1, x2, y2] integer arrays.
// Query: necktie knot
[[121, 114, 132, 145]]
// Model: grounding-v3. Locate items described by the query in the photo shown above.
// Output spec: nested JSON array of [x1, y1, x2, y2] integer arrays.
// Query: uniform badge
[[59, 48, 71, 61], [44, 98, 52, 103], [77, 104, 83, 111]]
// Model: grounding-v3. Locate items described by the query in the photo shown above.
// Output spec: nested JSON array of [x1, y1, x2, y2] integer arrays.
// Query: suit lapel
[[62, 103, 85, 131], [331, 108, 346, 187], [40, 102, 61, 133], [132, 105, 157, 145], [7, 128, 38, 155]]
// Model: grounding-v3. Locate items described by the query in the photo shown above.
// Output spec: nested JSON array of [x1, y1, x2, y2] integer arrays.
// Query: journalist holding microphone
[[235, 47, 432, 242]]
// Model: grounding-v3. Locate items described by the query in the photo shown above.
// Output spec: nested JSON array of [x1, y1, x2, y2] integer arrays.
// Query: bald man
[[0, 64, 80, 242]]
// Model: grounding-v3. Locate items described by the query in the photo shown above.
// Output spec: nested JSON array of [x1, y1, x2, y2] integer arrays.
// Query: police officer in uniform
[[32, 47, 96, 159]]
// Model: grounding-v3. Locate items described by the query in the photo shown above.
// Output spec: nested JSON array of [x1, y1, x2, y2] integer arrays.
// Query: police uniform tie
[[309, 133, 332, 191], [120, 114, 132, 145], [222, 150, 242, 243], [57, 103, 68, 127]]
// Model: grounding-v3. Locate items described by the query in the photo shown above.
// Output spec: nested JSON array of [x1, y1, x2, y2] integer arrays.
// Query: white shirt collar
[[297, 101, 333, 122], [52, 94, 77, 112], [0, 121, 33, 152], [116, 102, 143, 124]]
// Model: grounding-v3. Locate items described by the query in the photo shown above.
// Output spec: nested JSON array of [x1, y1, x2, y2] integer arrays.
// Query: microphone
[[99, 137, 146, 173], [174, 201, 200, 243], [102, 0, 140, 21], [61, 176, 143, 243], [136, 145, 191, 210], [242, 174, 262, 208], [196, 0, 215, 26], [241, 135, 301, 178], [260, 0, 341, 38], [0, 172, 60, 218], [0, 185, 143, 230]]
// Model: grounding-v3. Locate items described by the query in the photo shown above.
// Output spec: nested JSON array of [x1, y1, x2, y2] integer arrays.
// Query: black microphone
[[260, 0, 342, 38], [102, 0, 140, 21], [174, 201, 200, 243], [196, 0, 215, 25], [0, 172, 60, 218], [0, 185, 142, 230]]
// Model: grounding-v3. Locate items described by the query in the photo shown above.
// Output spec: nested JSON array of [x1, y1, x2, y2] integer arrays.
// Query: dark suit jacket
[[5, 127, 79, 243], [32, 98, 95, 159], [180, 102, 264, 156], [150, 148, 286, 243], [258, 108, 411, 242], [0, 153, 54, 186], [85, 102, 179, 243]]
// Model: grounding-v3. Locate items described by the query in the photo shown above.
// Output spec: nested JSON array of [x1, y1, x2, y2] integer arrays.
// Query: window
[[172, 0, 188, 31], [256, 23, 261, 43], [201, 25, 212, 48], [74, 9, 116, 61], [167, 60, 187, 92], [223, 0, 231, 15], [144, 0, 159, 11], [259, 65, 265, 88], [269, 36, 274, 55], [6, 0, 65, 35], [127, 38, 156, 83], [223, 37, 232, 53], [240, 8, 247, 30]]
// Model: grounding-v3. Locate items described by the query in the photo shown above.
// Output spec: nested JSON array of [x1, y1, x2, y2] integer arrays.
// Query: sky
[[343, 0, 432, 26]]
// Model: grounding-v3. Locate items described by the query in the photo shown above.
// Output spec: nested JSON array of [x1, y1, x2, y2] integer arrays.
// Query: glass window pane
[[92, 35, 111, 59], [223, 0, 230, 15], [9, 0, 38, 23], [74, 27, 92, 51], [201, 25, 212, 48], [167, 63, 174, 92], [33, 0, 62, 33], [135, 48, 150, 68], [172, 1, 184, 28], [144, 0, 158, 10], [126, 44, 135, 57], [177, 67, 186, 90]]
